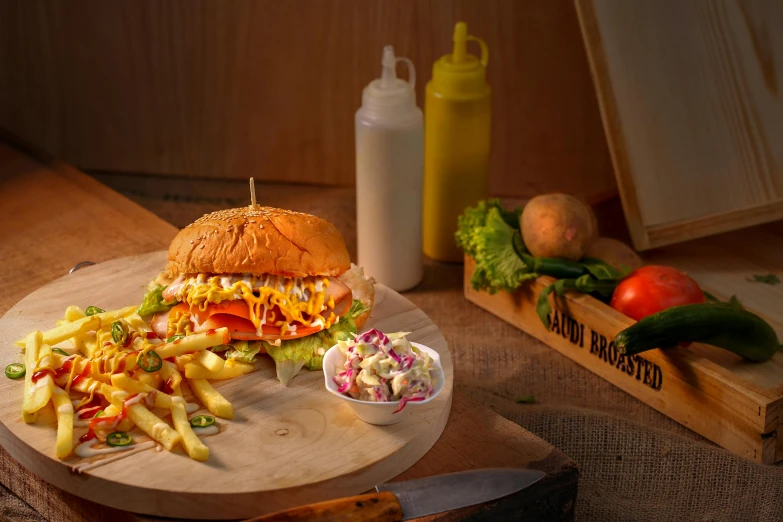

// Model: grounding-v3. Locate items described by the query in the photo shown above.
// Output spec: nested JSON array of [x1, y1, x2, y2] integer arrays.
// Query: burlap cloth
[[4, 176, 783, 521]]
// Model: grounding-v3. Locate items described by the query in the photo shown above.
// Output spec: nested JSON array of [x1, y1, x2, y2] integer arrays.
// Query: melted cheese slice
[[173, 274, 347, 335]]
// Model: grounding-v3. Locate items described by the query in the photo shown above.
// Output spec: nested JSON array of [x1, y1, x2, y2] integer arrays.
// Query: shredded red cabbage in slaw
[[333, 329, 434, 412]]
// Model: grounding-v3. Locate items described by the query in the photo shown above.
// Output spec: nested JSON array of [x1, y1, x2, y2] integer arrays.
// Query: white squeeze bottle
[[355, 45, 424, 291]]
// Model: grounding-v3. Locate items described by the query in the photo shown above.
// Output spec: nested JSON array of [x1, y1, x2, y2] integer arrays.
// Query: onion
[[387, 347, 401, 364], [392, 395, 426, 414], [336, 370, 353, 393]]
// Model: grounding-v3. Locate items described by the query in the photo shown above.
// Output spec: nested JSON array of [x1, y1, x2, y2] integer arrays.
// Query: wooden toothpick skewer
[[249, 177, 257, 208]]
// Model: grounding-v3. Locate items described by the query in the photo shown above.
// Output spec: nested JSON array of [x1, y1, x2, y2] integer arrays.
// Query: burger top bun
[[167, 206, 351, 278]]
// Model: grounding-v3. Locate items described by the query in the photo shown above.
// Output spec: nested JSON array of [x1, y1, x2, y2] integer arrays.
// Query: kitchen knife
[[247, 468, 546, 522]]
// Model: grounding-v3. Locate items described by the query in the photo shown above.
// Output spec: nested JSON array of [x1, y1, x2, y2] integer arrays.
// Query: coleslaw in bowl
[[323, 329, 444, 425]]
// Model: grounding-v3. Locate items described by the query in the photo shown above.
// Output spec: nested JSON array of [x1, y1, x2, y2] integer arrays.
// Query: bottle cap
[[431, 22, 489, 98], [361, 46, 417, 121]]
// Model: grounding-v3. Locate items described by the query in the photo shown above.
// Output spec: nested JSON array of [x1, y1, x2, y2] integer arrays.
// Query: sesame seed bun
[[167, 206, 351, 277]]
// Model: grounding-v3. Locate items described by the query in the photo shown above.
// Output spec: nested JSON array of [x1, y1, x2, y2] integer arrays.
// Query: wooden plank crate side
[[464, 258, 783, 464]]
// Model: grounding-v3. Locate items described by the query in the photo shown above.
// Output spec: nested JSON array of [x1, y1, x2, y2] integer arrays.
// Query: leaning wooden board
[[0, 251, 453, 519], [576, 0, 783, 250], [464, 242, 783, 464]]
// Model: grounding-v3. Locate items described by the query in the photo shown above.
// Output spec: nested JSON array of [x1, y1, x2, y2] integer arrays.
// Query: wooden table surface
[[0, 140, 577, 521]]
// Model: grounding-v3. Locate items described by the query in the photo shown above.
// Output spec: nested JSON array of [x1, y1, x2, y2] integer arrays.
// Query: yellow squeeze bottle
[[423, 21, 490, 262]]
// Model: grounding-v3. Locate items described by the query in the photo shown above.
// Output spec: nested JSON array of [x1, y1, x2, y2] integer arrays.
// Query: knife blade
[[376, 468, 546, 520], [245, 468, 546, 522]]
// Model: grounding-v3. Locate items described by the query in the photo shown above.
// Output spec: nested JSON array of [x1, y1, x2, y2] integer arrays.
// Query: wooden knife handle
[[245, 491, 403, 522]]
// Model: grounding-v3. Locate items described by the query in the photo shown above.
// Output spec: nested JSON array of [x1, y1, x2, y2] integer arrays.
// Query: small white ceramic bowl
[[323, 341, 445, 425]]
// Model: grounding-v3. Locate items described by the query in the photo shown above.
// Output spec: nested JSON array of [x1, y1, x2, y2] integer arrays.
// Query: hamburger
[[137, 206, 374, 384]]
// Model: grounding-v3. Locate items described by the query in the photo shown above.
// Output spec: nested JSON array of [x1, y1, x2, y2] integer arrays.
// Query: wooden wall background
[[0, 0, 615, 201]]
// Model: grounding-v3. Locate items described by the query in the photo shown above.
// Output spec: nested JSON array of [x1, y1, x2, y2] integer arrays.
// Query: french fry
[[17, 304, 254, 462], [125, 313, 157, 334], [64, 305, 86, 322], [150, 407, 171, 419], [154, 328, 230, 360], [117, 418, 135, 432], [159, 361, 182, 392], [51, 352, 73, 365], [101, 404, 135, 432], [136, 371, 162, 390], [179, 377, 194, 398], [61, 376, 101, 396], [43, 315, 101, 345], [193, 349, 226, 373], [93, 305, 138, 325], [27, 305, 136, 348], [185, 359, 255, 380], [21, 332, 43, 422], [53, 356, 99, 393], [51, 386, 74, 459], [17, 316, 100, 349], [102, 385, 181, 451], [22, 332, 42, 420], [23, 343, 55, 414], [113, 329, 229, 375], [175, 355, 194, 372], [188, 379, 234, 419], [77, 334, 98, 358], [111, 373, 173, 409], [22, 333, 52, 416], [170, 396, 209, 461], [22, 335, 40, 424]]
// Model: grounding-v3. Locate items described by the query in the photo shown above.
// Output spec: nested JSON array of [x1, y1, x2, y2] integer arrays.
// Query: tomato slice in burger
[[181, 301, 324, 340], [171, 293, 352, 341], [186, 301, 259, 325], [199, 314, 323, 340]]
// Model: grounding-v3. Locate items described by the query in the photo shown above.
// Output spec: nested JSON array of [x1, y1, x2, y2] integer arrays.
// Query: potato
[[585, 237, 643, 272], [521, 194, 598, 261]]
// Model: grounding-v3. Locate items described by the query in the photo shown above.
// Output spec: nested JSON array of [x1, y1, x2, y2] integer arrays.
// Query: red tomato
[[610, 265, 704, 320], [168, 301, 325, 340]]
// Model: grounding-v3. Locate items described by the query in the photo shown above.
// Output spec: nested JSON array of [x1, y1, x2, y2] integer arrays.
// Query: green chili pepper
[[111, 320, 130, 344], [85, 306, 105, 316], [189, 415, 215, 428], [106, 432, 132, 447], [52, 348, 69, 356], [138, 350, 162, 372], [167, 334, 185, 343], [5, 363, 25, 379]]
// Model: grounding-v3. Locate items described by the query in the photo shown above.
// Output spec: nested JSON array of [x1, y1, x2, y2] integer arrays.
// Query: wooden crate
[[464, 256, 783, 464]]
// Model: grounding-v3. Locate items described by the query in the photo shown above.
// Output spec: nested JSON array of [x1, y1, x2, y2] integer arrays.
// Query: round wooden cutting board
[[0, 252, 453, 519]]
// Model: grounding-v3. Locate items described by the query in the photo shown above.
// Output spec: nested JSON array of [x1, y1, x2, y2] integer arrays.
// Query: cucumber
[[527, 255, 587, 280], [614, 303, 781, 362]]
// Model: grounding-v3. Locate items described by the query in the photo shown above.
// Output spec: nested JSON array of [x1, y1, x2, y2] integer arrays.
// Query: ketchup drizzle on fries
[[14, 304, 235, 462], [31, 368, 55, 383]]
